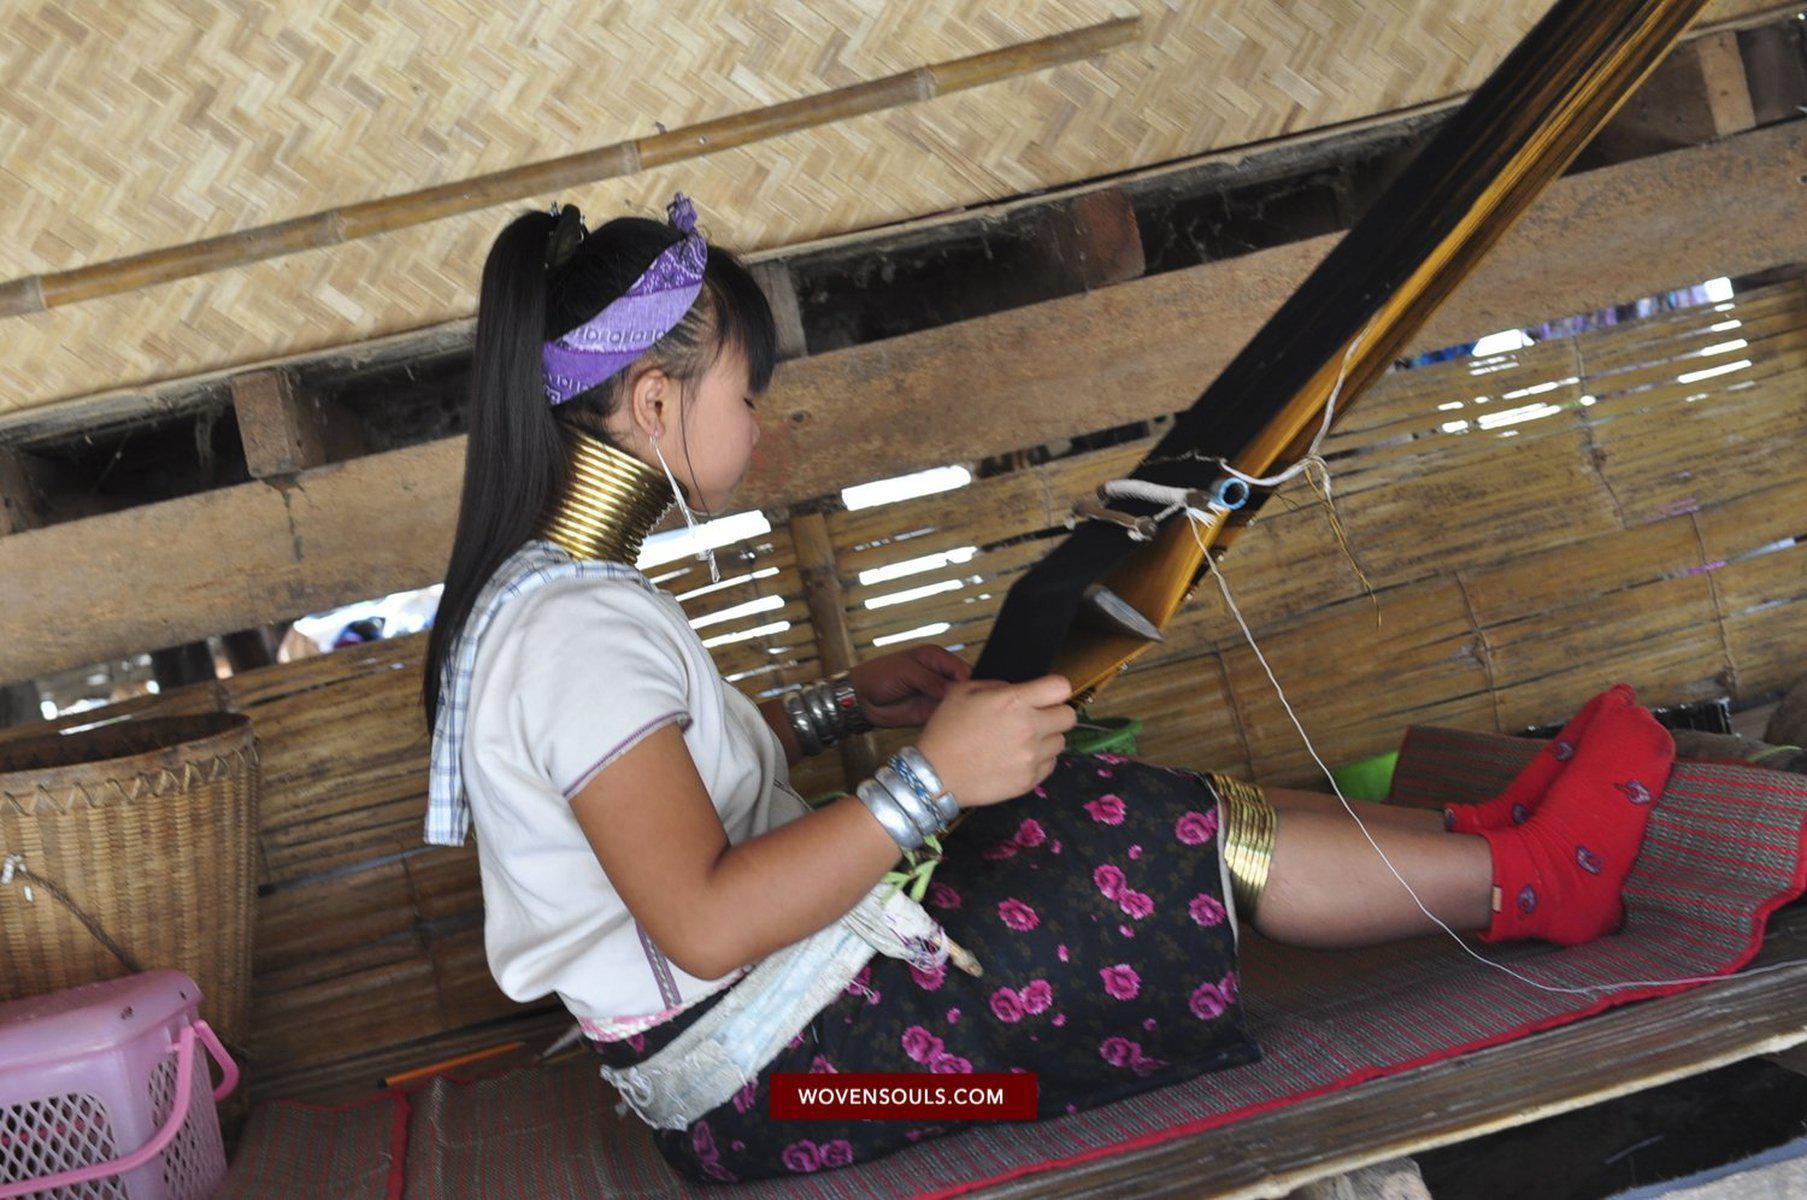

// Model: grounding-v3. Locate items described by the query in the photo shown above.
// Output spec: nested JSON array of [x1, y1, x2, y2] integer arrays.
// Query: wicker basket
[[0, 713, 260, 1047]]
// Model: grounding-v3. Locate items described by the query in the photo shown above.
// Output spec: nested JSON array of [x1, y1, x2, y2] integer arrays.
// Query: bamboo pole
[[0, 17, 1138, 319], [790, 510, 879, 785]]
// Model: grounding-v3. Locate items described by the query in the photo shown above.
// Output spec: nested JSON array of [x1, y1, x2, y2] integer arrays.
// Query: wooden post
[[1692, 31, 1758, 136], [750, 261, 809, 361], [789, 510, 879, 784], [0, 446, 44, 537], [230, 368, 367, 478], [1033, 188, 1145, 291], [0, 447, 45, 710]]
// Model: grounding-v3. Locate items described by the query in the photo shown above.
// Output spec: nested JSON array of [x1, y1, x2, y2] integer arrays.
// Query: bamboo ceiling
[[0, 0, 1779, 420]]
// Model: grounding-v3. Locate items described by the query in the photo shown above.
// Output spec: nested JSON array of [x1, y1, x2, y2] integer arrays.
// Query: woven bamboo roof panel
[[0, 0, 1771, 419]]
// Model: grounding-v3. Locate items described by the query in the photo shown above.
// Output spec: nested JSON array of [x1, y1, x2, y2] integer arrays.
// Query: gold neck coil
[[535, 423, 675, 567]]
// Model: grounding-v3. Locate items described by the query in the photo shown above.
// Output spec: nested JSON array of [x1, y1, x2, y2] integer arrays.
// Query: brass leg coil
[[1205, 771, 1277, 923]]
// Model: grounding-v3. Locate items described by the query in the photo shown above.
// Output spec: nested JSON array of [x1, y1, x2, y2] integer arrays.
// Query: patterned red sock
[[1444, 684, 1634, 834], [1474, 697, 1674, 946]]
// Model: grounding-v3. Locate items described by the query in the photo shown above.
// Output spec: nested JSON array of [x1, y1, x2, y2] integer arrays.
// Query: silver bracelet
[[896, 746, 960, 824], [827, 672, 874, 736], [803, 684, 840, 746], [875, 765, 944, 841], [782, 691, 824, 756], [783, 673, 874, 754], [855, 778, 925, 851]]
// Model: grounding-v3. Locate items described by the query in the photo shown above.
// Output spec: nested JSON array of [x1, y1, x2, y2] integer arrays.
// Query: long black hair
[[422, 205, 778, 729]]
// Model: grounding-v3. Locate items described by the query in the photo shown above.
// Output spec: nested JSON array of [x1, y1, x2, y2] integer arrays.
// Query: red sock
[[1444, 684, 1635, 834], [1473, 698, 1674, 946]]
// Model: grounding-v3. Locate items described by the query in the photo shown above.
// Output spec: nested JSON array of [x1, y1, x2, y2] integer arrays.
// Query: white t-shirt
[[460, 569, 811, 1035]]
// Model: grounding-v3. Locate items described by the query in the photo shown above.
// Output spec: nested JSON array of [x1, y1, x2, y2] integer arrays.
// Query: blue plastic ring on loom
[[1210, 477, 1251, 510]]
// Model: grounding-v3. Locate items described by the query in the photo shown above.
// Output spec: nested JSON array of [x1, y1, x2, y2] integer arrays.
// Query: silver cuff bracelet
[[875, 765, 943, 841], [783, 671, 874, 754], [781, 691, 825, 756], [855, 778, 925, 851]]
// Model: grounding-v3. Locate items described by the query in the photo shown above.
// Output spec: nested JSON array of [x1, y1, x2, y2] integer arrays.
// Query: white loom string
[[1191, 534, 1798, 996], [1087, 318, 1794, 995]]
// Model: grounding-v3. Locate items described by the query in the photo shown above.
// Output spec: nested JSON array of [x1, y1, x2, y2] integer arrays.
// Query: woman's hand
[[915, 674, 1076, 809], [846, 645, 972, 728]]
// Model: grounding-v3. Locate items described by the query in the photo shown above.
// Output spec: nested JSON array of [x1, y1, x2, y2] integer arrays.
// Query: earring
[[651, 432, 722, 584]]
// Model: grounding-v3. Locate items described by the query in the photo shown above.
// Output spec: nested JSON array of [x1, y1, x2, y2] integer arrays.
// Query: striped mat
[[230, 726, 1807, 1198], [217, 1089, 407, 1199]]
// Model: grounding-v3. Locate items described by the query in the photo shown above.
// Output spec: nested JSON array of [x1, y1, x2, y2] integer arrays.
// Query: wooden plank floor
[[965, 900, 1807, 1199], [257, 880, 1807, 1196]]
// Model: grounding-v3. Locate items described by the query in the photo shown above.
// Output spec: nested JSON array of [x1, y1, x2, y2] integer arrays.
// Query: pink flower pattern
[[1118, 889, 1154, 919], [998, 898, 1039, 931], [592, 752, 1254, 1182], [1100, 963, 1141, 1000], [909, 961, 946, 991], [1189, 892, 1227, 927], [1175, 808, 1219, 845], [1084, 794, 1126, 824]]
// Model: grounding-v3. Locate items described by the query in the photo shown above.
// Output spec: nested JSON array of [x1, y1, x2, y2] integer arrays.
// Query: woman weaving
[[421, 195, 1675, 1183]]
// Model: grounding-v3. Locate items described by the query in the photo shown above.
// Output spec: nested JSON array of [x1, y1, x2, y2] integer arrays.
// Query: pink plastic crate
[[0, 970, 237, 1200]]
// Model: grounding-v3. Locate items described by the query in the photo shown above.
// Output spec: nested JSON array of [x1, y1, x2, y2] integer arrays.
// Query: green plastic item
[[1331, 750, 1400, 802], [1065, 713, 1142, 755]]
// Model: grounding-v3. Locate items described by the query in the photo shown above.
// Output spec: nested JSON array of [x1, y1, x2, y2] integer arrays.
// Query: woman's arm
[[757, 696, 808, 766], [569, 722, 900, 979]]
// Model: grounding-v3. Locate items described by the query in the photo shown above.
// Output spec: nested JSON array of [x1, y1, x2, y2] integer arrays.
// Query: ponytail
[[421, 204, 778, 729], [422, 210, 565, 728]]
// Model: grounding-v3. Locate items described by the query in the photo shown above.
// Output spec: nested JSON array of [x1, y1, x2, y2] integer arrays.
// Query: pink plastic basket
[[0, 970, 238, 1200]]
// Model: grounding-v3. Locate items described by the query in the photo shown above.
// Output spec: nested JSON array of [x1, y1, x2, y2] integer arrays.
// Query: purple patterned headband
[[542, 193, 708, 406]]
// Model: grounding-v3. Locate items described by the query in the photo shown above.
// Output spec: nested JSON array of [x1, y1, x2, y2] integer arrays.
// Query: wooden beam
[[230, 368, 366, 478], [1, 123, 1802, 686], [1694, 31, 1760, 135]]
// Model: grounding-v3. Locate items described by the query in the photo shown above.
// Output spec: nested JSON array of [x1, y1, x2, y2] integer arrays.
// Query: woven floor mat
[[387, 726, 1807, 1197]]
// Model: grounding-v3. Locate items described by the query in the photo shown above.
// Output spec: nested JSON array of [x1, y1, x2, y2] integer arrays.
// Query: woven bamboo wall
[[0, 0, 1777, 419], [71, 272, 1795, 1095]]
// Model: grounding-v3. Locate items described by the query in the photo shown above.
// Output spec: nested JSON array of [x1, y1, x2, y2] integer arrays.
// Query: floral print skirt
[[590, 750, 1263, 1184]]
